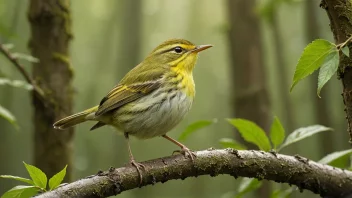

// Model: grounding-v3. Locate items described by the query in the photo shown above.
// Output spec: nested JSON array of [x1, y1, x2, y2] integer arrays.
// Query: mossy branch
[[35, 149, 352, 198]]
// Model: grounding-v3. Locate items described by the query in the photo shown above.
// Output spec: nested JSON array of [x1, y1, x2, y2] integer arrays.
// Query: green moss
[[54, 0, 73, 38], [52, 52, 74, 76]]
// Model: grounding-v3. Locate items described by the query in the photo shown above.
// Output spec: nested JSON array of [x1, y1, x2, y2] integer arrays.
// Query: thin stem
[[337, 34, 352, 49], [0, 43, 59, 112], [0, 44, 34, 85]]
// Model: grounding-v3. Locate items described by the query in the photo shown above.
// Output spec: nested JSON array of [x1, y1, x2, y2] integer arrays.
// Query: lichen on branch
[[35, 149, 352, 198]]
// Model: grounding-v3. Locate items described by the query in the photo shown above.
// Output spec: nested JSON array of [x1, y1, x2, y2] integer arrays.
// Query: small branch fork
[[35, 149, 352, 198], [0, 43, 55, 110], [336, 35, 352, 49]]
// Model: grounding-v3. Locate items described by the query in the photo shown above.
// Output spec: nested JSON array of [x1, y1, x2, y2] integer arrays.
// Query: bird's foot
[[130, 159, 146, 184], [172, 146, 196, 161]]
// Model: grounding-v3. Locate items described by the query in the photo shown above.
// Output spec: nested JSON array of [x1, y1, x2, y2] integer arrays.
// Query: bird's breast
[[169, 70, 195, 98]]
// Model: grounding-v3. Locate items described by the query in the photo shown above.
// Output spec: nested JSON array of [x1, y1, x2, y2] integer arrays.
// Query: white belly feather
[[112, 88, 193, 139]]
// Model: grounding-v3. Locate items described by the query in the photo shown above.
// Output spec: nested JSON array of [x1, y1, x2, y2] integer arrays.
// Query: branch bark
[[321, 0, 352, 143], [35, 149, 352, 198]]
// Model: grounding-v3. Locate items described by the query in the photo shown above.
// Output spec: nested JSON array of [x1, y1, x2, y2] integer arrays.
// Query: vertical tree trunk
[[321, 0, 352, 143], [227, 0, 271, 138], [227, 0, 271, 197], [28, 0, 73, 181], [306, 0, 334, 155], [115, 0, 142, 77], [269, 14, 295, 132]]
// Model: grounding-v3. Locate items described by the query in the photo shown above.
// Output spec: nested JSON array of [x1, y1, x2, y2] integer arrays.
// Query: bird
[[53, 38, 212, 183]]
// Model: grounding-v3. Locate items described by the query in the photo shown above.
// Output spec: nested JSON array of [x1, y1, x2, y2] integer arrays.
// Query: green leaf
[[0, 175, 33, 185], [270, 116, 285, 150], [0, 105, 18, 129], [342, 46, 350, 57], [1, 185, 38, 198], [219, 138, 247, 150], [228, 119, 271, 151], [270, 188, 293, 198], [178, 119, 216, 141], [23, 162, 47, 189], [49, 165, 67, 190], [290, 39, 336, 92], [0, 78, 33, 90], [278, 125, 332, 151], [317, 50, 339, 97], [12, 53, 39, 63], [318, 149, 352, 168], [235, 178, 262, 198]]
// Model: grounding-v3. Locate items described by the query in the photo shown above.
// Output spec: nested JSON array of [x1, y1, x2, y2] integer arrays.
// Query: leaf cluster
[[0, 162, 67, 198]]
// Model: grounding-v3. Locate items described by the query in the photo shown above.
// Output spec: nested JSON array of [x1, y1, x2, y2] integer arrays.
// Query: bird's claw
[[130, 160, 146, 185], [172, 146, 196, 161]]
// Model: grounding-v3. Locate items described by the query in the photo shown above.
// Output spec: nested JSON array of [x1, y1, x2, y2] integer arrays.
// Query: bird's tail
[[53, 106, 98, 130]]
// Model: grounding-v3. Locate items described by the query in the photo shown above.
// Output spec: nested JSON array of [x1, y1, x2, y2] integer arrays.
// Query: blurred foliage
[[0, 104, 17, 129], [178, 119, 217, 141]]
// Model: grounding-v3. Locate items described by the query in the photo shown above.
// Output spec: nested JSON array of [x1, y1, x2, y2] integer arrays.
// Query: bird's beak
[[191, 44, 213, 53]]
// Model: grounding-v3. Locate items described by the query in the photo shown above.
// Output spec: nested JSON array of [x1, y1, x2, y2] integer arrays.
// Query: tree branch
[[0, 44, 43, 94], [35, 149, 352, 198], [0, 43, 63, 113]]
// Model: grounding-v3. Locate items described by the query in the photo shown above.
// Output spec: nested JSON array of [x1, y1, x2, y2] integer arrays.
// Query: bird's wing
[[95, 80, 161, 116]]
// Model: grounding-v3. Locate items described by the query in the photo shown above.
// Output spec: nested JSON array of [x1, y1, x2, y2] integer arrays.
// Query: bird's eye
[[174, 47, 183, 53]]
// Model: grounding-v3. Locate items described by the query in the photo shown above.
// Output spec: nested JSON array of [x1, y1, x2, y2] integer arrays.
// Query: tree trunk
[[227, 0, 271, 148], [306, 0, 334, 155], [115, 0, 142, 77], [28, 0, 73, 181], [227, 0, 271, 197], [321, 0, 352, 144], [269, 13, 295, 132]]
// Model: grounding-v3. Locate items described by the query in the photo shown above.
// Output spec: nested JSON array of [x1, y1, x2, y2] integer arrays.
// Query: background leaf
[[0, 175, 33, 185], [219, 138, 247, 150], [49, 165, 67, 190], [235, 178, 262, 198], [23, 162, 47, 189], [342, 46, 350, 57], [0, 104, 18, 129], [228, 119, 271, 151], [1, 185, 38, 198], [317, 50, 339, 97], [270, 188, 293, 198], [290, 39, 336, 91], [0, 78, 33, 90], [318, 149, 352, 168], [178, 119, 216, 141], [278, 125, 331, 151], [12, 53, 39, 63], [270, 116, 285, 149]]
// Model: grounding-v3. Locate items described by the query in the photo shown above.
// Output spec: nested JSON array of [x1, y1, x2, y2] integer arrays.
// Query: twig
[[337, 34, 352, 49], [0, 43, 54, 109], [36, 149, 352, 198]]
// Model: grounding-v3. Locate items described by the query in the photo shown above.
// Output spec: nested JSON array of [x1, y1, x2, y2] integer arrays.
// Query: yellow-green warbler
[[53, 39, 212, 182]]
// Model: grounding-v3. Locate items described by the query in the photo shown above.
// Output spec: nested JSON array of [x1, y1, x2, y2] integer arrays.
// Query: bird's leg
[[162, 134, 196, 161], [124, 132, 145, 184]]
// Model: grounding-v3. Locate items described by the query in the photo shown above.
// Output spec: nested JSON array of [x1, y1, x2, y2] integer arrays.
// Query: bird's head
[[144, 39, 212, 73]]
